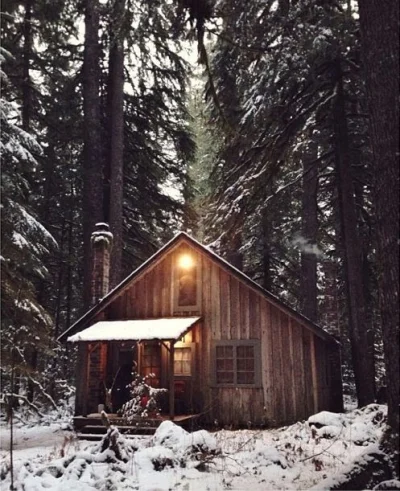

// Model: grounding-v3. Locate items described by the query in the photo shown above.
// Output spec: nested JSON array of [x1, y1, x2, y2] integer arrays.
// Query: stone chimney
[[91, 223, 113, 305]]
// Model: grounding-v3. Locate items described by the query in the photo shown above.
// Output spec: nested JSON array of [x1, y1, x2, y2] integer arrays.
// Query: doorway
[[112, 346, 136, 411]]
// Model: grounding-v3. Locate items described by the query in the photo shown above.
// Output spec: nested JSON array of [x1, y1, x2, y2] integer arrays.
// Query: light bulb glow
[[178, 254, 194, 269]]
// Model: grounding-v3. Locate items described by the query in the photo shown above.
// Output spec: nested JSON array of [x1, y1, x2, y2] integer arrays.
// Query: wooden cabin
[[59, 225, 343, 429]]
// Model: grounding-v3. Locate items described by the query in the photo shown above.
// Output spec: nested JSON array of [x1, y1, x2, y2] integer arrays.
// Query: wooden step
[[76, 433, 104, 441], [79, 424, 158, 436], [77, 430, 155, 441]]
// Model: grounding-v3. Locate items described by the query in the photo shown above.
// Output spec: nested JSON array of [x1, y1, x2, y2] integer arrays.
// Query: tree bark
[[66, 183, 74, 329], [107, 0, 125, 288], [54, 217, 66, 338], [300, 143, 318, 322], [261, 209, 272, 291], [357, 0, 399, 469], [83, 0, 104, 308], [332, 58, 375, 406], [22, 0, 33, 131], [321, 260, 339, 334], [226, 231, 243, 271]]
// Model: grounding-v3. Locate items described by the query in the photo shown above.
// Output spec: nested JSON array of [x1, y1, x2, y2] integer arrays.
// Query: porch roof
[[67, 317, 201, 343]]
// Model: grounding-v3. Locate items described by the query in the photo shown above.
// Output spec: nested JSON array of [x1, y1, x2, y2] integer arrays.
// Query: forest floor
[[0, 399, 398, 491]]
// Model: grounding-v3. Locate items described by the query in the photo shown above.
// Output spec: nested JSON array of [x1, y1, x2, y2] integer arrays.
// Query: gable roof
[[58, 232, 338, 344]]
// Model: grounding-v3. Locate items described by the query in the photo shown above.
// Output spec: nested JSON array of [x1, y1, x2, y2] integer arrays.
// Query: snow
[[152, 421, 218, 454], [67, 317, 201, 343], [373, 480, 400, 490], [0, 404, 393, 490], [90, 229, 114, 246], [308, 411, 345, 428]]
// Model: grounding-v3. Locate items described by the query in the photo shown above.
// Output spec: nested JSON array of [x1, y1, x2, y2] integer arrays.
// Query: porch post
[[75, 343, 89, 416], [169, 342, 175, 420]]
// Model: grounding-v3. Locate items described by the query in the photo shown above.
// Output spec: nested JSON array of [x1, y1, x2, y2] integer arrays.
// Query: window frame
[[172, 247, 201, 313], [174, 341, 195, 378], [211, 340, 261, 388]]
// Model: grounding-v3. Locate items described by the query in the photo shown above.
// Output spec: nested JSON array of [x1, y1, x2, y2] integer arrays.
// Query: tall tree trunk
[[226, 230, 243, 271], [321, 260, 340, 335], [23, 0, 37, 397], [261, 208, 272, 291], [22, 0, 33, 131], [358, 0, 399, 468], [66, 182, 74, 330], [26, 350, 37, 402], [54, 216, 66, 339], [300, 144, 318, 322], [353, 161, 376, 393], [107, 0, 125, 288], [83, 0, 104, 308], [332, 58, 375, 407]]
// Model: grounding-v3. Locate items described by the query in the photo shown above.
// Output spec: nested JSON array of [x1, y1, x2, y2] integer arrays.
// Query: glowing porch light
[[178, 253, 194, 269]]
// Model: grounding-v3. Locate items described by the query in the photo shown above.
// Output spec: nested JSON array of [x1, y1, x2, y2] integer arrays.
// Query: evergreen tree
[[1, 48, 56, 402], [1, 0, 195, 398], [205, 0, 378, 404], [358, 0, 399, 470]]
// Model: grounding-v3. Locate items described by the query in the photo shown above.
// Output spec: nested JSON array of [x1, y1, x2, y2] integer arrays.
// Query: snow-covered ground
[[0, 404, 398, 490]]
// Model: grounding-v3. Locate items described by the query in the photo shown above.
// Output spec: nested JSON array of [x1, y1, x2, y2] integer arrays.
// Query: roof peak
[[58, 230, 337, 345]]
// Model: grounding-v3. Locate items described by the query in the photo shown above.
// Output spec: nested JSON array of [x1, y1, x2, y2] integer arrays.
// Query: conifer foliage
[[0, 2, 397, 464], [200, 0, 380, 405], [0, 1, 194, 403], [1, 47, 56, 398]]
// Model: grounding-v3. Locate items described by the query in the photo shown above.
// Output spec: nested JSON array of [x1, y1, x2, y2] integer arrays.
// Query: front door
[[173, 342, 195, 415], [112, 346, 136, 411]]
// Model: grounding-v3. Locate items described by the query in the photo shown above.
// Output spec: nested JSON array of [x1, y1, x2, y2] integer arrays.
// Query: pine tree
[[205, 0, 379, 403], [1, 48, 56, 401]]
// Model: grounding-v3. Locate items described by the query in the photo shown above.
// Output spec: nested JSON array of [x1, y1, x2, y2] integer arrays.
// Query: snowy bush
[[98, 426, 136, 462], [308, 411, 345, 429], [144, 420, 220, 471], [134, 446, 176, 472], [121, 372, 167, 422], [153, 421, 218, 456]]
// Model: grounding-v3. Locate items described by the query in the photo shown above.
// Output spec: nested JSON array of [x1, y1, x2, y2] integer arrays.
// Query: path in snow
[[0, 424, 70, 451]]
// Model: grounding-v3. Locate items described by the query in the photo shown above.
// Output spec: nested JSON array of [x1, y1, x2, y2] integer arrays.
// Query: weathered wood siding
[[88, 239, 341, 425], [86, 342, 107, 413]]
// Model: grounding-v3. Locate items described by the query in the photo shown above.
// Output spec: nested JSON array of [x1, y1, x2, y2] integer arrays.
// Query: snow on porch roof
[[67, 317, 201, 343]]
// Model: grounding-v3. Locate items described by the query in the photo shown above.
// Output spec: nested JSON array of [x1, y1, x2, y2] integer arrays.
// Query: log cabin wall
[[101, 239, 340, 426], [86, 342, 107, 413]]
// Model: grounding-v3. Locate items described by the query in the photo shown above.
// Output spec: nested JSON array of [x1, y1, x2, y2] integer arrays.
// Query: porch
[[74, 412, 201, 439], [68, 317, 202, 422]]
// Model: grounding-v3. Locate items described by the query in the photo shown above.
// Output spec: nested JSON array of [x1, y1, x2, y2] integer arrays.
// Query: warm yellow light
[[178, 253, 194, 269]]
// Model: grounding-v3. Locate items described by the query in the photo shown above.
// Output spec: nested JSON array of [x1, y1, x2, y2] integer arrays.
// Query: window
[[174, 347, 192, 376], [178, 268, 197, 306], [213, 340, 260, 387], [237, 345, 256, 384], [216, 345, 234, 383], [173, 247, 201, 312], [142, 344, 161, 387]]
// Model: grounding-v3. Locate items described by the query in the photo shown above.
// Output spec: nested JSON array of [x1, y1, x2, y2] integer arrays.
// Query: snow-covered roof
[[67, 317, 201, 343], [59, 232, 338, 345]]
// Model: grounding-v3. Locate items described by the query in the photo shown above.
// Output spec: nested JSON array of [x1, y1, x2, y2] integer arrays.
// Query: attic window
[[174, 248, 200, 311], [178, 260, 197, 306]]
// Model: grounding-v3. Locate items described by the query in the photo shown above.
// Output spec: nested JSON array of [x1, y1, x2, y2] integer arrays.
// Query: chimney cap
[[94, 222, 110, 232], [91, 223, 113, 247]]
